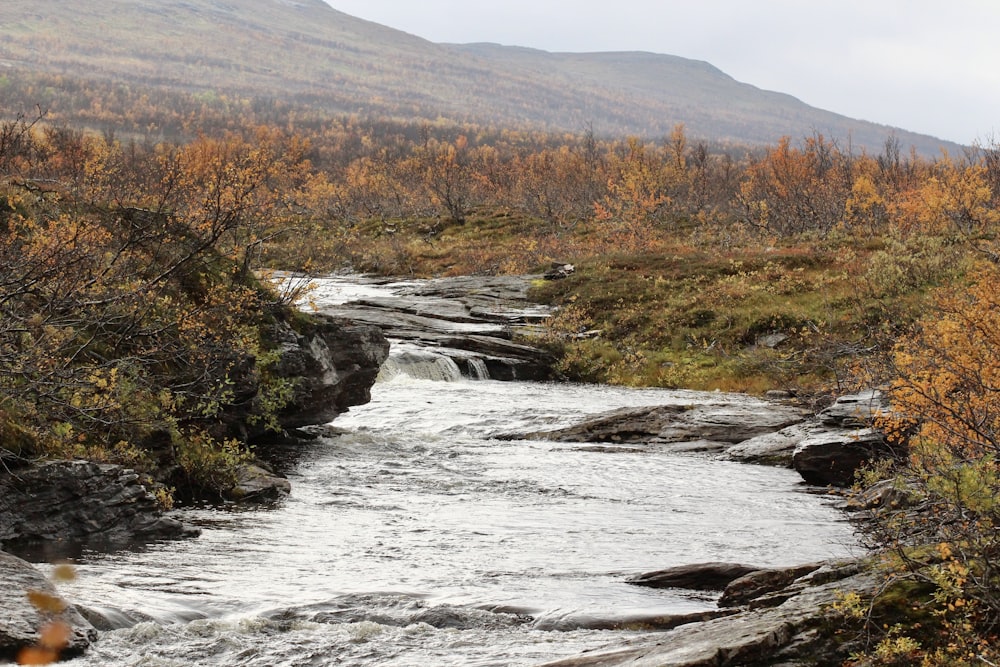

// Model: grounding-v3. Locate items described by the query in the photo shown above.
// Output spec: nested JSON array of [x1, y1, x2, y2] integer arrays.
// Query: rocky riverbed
[[307, 274, 556, 381]]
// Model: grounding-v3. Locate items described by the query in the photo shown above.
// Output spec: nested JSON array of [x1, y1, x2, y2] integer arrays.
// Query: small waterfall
[[466, 357, 491, 381], [377, 349, 464, 382]]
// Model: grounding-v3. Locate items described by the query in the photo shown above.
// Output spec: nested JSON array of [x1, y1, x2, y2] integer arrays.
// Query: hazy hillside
[[0, 0, 959, 153]]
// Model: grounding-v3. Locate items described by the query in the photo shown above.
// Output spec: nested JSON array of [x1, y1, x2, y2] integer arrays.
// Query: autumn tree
[[404, 133, 480, 225], [855, 262, 1000, 665], [512, 145, 602, 229], [737, 134, 853, 236], [0, 119, 314, 495], [594, 137, 670, 252], [892, 154, 1000, 251]]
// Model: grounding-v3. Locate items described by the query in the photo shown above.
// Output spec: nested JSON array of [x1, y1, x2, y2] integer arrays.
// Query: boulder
[[726, 421, 864, 467], [230, 463, 291, 502], [0, 460, 192, 551], [792, 428, 888, 487], [544, 263, 575, 280], [817, 390, 889, 427], [626, 562, 761, 591], [757, 333, 789, 348], [0, 550, 96, 661], [844, 478, 920, 512]]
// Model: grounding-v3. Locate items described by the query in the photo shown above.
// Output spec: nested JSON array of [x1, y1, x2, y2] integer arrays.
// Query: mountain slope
[[0, 0, 958, 154]]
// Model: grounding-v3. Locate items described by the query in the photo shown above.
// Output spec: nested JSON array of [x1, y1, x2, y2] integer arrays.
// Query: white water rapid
[[53, 276, 857, 666]]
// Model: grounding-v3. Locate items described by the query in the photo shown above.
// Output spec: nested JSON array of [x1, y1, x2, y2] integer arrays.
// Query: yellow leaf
[[26, 591, 66, 614], [16, 647, 57, 665]]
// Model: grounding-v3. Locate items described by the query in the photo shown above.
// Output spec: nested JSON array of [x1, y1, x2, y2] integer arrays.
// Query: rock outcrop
[[498, 399, 807, 449], [500, 389, 898, 488], [724, 390, 900, 487], [0, 460, 192, 553], [816, 390, 890, 428], [0, 550, 97, 661], [268, 313, 390, 433], [717, 563, 824, 607], [791, 391, 896, 486], [792, 428, 889, 487], [315, 275, 555, 381], [725, 421, 830, 467], [542, 560, 874, 667]]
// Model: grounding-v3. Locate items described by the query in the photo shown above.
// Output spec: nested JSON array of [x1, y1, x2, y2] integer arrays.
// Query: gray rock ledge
[[0, 459, 193, 551], [542, 560, 874, 667]]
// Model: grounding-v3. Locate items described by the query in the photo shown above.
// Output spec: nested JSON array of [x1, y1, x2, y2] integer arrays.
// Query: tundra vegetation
[[1, 75, 999, 663]]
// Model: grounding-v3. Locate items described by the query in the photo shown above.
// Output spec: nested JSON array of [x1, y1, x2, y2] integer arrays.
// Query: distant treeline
[[3, 69, 999, 273]]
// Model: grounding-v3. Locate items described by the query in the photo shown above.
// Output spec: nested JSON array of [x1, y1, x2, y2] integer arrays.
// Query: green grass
[[328, 212, 968, 396]]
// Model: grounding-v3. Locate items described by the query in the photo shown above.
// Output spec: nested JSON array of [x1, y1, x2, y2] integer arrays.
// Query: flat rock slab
[[500, 401, 807, 445], [318, 274, 555, 381], [718, 564, 823, 607], [542, 562, 876, 667]]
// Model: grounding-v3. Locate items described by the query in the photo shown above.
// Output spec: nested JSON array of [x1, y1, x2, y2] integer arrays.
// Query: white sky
[[324, 0, 999, 146]]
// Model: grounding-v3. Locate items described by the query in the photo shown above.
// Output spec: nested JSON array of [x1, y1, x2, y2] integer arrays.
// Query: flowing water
[[53, 277, 858, 667]]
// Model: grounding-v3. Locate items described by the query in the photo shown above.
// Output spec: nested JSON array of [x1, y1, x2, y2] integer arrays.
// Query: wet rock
[[435, 334, 555, 381], [230, 463, 291, 501], [532, 609, 734, 632], [565, 445, 650, 454], [505, 404, 687, 443], [502, 400, 807, 445], [74, 605, 154, 631], [410, 605, 530, 630], [543, 560, 876, 667], [294, 596, 531, 631], [0, 460, 192, 551], [792, 428, 888, 487], [718, 563, 822, 607], [0, 550, 97, 661], [626, 562, 760, 591], [660, 439, 731, 454]]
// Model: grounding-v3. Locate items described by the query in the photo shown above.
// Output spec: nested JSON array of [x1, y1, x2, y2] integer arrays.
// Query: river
[[54, 276, 857, 666]]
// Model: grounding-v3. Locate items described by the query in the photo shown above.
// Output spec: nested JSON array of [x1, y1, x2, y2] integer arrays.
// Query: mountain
[[0, 0, 958, 154]]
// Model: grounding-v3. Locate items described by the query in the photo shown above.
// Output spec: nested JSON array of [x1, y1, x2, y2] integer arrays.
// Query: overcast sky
[[323, 0, 998, 147]]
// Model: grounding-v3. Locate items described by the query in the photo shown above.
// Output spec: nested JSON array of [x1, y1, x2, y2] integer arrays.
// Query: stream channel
[[56, 275, 857, 666]]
